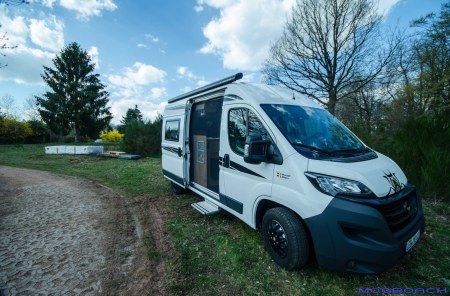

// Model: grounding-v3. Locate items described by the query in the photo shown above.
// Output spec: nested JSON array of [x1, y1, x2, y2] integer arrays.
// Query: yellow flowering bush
[[100, 130, 124, 142], [0, 118, 33, 143]]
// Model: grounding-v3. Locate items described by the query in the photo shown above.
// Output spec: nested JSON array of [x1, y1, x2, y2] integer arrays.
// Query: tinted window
[[228, 108, 268, 155], [165, 120, 180, 141]]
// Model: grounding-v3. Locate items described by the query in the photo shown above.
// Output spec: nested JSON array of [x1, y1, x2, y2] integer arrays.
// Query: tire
[[262, 207, 309, 270], [171, 182, 186, 195]]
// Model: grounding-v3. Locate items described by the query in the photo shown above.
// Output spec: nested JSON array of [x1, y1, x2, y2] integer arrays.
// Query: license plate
[[405, 230, 420, 252]]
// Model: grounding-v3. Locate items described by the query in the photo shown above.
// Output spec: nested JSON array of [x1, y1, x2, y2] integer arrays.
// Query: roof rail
[[168, 72, 243, 104]]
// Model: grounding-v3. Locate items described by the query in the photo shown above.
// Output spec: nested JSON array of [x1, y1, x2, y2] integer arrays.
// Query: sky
[[0, 0, 446, 125]]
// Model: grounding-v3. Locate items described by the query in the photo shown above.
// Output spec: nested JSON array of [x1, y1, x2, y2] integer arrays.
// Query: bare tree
[[24, 94, 41, 121], [263, 0, 397, 114], [336, 82, 388, 134], [0, 26, 16, 69], [0, 93, 17, 118]]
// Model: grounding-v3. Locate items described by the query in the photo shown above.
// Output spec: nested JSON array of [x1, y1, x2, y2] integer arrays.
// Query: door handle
[[177, 147, 182, 157], [223, 154, 230, 168]]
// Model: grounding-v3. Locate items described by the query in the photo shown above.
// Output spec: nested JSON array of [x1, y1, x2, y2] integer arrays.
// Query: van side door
[[162, 116, 185, 186], [219, 105, 274, 226]]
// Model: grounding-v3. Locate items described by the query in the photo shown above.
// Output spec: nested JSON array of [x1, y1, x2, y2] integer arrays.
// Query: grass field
[[1, 144, 449, 295]]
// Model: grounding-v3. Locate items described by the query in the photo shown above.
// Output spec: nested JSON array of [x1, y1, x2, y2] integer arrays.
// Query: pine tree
[[36, 42, 112, 141], [118, 105, 143, 133]]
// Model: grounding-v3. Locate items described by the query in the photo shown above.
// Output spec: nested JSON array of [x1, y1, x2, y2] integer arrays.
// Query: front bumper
[[304, 186, 425, 273]]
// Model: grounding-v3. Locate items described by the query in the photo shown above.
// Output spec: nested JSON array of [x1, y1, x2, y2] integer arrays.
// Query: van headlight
[[305, 172, 374, 197]]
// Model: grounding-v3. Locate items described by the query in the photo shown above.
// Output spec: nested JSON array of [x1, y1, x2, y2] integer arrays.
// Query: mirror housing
[[244, 134, 271, 164]]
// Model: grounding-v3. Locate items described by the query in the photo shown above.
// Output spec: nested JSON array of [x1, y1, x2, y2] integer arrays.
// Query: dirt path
[[0, 166, 169, 296]]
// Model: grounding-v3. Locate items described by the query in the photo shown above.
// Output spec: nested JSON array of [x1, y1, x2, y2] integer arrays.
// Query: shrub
[[26, 120, 50, 143], [362, 109, 450, 202], [100, 130, 124, 142], [0, 118, 33, 143], [120, 115, 162, 156]]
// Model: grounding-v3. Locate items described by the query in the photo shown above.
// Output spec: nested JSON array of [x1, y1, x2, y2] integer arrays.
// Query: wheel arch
[[255, 198, 316, 258], [255, 199, 283, 229], [255, 198, 308, 231]]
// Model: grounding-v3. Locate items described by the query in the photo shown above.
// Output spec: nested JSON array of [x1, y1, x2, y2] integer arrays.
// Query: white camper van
[[161, 73, 425, 273]]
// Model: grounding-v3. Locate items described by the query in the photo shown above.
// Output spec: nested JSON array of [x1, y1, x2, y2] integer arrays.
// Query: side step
[[191, 200, 220, 215]]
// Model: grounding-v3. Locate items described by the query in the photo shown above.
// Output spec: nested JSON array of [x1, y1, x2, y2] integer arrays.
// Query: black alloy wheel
[[262, 207, 309, 270]]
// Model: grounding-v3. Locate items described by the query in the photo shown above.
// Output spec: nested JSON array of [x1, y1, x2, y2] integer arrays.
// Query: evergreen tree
[[120, 114, 162, 156], [122, 105, 144, 124], [36, 42, 112, 141], [118, 105, 143, 133]]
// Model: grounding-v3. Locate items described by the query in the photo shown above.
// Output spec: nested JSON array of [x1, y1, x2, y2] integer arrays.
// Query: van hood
[[307, 152, 407, 197]]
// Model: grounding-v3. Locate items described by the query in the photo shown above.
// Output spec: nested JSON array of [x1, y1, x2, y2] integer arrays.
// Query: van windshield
[[261, 104, 367, 158]]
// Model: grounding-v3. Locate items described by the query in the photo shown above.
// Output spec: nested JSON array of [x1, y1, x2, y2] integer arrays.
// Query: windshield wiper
[[330, 147, 370, 155], [292, 143, 332, 156]]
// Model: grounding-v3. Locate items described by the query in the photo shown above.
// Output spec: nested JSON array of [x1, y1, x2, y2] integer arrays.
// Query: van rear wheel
[[262, 207, 309, 270]]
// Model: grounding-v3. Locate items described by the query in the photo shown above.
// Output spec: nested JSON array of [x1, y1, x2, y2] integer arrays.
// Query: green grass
[[1, 144, 449, 295]]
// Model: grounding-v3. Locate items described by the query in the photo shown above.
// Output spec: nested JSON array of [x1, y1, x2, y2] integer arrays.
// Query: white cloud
[[241, 73, 257, 83], [176, 66, 195, 79], [0, 9, 28, 45], [150, 87, 167, 99], [197, 79, 209, 87], [107, 63, 168, 123], [180, 86, 192, 93], [109, 62, 166, 87], [42, 0, 56, 7], [199, 0, 400, 71], [144, 33, 159, 43], [29, 16, 64, 52], [87, 46, 99, 68], [378, 0, 401, 15], [176, 66, 211, 89], [107, 62, 166, 98], [176, 66, 187, 76], [199, 0, 295, 71], [0, 45, 54, 84], [137, 43, 147, 48], [109, 98, 167, 124], [59, 0, 117, 20], [0, 9, 57, 85], [196, 0, 240, 10], [106, 63, 168, 123]]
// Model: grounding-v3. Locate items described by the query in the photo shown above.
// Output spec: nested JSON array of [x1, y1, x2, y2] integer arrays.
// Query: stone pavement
[[0, 175, 107, 295]]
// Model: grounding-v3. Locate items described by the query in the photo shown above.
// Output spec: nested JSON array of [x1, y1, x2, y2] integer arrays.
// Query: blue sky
[[0, 0, 446, 124]]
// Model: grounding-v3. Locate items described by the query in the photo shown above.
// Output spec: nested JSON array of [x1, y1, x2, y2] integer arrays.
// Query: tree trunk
[[328, 90, 337, 115], [74, 123, 79, 143]]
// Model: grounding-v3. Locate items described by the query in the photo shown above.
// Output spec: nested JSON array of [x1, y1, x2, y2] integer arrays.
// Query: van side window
[[165, 120, 180, 141], [228, 109, 268, 156]]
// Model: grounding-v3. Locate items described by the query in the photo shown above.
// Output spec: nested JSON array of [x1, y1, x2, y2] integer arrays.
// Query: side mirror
[[244, 134, 270, 164]]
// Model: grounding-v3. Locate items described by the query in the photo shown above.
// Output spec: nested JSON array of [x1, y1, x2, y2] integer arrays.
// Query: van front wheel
[[262, 207, 309, 270]]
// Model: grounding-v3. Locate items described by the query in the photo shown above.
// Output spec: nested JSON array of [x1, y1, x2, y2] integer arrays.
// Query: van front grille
[[337, 184, 419, 235], [374, 188, 418, 233]]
